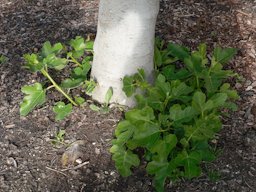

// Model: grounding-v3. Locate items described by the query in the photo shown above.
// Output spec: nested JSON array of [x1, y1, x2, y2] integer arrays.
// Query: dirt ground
[[0, 0, 256, 191]]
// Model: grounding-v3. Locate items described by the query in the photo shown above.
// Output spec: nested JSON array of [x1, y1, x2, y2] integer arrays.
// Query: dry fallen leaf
[[61, 140, 87, 167]]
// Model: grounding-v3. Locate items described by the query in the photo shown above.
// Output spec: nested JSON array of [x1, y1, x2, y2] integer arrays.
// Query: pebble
[[252, 81, 256, 87], [6, 157, 18, 167], [110, 171, 115, 176], [41, 173, 47, 179], [235, 83, 242, 89], [95, 148, 100, 155], [245, 80, 252, 87], [221, 169, 230, 174], [86, 169, 91, 174], [104, 171, 109, 175], [5, 124, 15, 129], [245, 86, 253, 91], [94, 173, 100, 178], [236, 178, 243, 184]]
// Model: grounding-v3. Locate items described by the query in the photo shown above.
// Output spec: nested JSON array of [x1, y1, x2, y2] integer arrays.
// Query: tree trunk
[[91, 0, 160, 106]]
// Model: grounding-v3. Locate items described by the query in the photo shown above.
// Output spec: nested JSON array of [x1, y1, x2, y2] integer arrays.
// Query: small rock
[[110, 171, 116, 176], [6, 157, 18, 167], [252, 81, 256, 87], [86, 169, 91, 174], [236, 178, 243, 184], [104, 171, 109, 175], [5, 124, 15, 129], [245, 80, 252, 87], [75, 158, 83, 164], [221, 169, 230, 174], [41, 173, 47, 179], [235, 83, 242, 89], [95, 148, 100, 155], [246, 86, 253, 91], [94, 173, 100, 178]]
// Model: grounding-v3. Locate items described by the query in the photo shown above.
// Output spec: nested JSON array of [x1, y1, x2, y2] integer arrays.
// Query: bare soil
[[0, 0, 256, 191]]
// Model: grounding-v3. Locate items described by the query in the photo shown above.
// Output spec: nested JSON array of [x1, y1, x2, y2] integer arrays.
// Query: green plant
[[51, 129, 66, 146], [0, 55, 7, 64], [20, 36, 94, 120], [111, 42, 239, 192], [90, 87, 113, 113], [207, 170, 221, 182]]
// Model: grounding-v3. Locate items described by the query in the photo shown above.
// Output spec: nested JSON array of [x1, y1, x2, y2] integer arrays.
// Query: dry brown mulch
[[0, 0, 256, 191]]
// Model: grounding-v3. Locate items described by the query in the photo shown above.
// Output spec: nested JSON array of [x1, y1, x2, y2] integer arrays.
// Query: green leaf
[[105, 87, 113, 106], [110, 145, 140, 177], [154, 45, 162, 68], [134, 68, 146, 82], [115, 120, 136, 144], [89, 104, 101, 112], [146, 155, 178, 192], [53, 102, 72, 121], [161, 65, 191, 81], [167, 43, 190, 61], [72, 58, 91, 79], [155, 74, 171, 96], [133, 121, 160, 142], [20, 83, 46, 116], [123, 76, 135, 97], [192, 141, 216, 162], [125, 107, 155, 124], [192, 91, 213, 114], [145, 91, 165, 112], [182, 151, 202, 179], [69, 36, 87, 59], [169, 104, 197, 123], [213, 47, 237, 64], [23, 53, 44, 72], [70, 50, 84, 59], [185, 114, 221, 141], [171, 80, 194, 99], [197, 43, 207, 59], [149, 134, 177, 160], [70, 36, 86, 51], [61, 78, 84, 89], [43, 53, 68, 70], [85, 80, 96, 94], [85, 40, 94, 52], [51, 129, 66, 145], [210, 93, 228, 108], [147, 160, 169, 175], [41, 41, 63, 57], [204, 73, 223, 94], [56, 129, 66, 142], [0, 55, 8, 64], [184, 54, 204, 75], [220, 83, 239, 100], [74, 96, 85, 105], [147, 161, 169, 192], [223, 102, 238, 111]]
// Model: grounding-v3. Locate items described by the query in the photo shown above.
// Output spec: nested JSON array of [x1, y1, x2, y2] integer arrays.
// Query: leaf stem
[[41, 69, 78, 106], [196, 76, 200, 89], [70, 55, 82, 67], [46, 85, 55, 90]]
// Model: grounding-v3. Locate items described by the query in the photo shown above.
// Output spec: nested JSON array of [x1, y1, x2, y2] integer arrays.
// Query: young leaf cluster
[[0, 55, 8, 64], [90, 87, 113, 114], [20, 36, 94, 120], [111, 41, 239, 192]]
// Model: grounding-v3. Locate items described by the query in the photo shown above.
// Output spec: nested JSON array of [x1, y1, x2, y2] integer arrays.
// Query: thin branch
[[61, 161, 90, 172], [46, 166, 68, 177]]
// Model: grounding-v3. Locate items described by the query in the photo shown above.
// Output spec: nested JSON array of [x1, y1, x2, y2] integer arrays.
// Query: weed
[[111, 40, 239, 192], [20, 36, 94, 120]]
